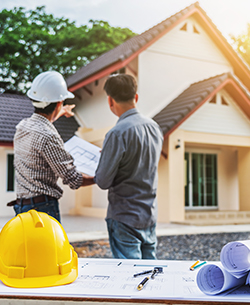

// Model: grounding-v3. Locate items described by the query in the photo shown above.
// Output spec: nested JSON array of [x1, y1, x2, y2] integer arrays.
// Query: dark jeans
[[106, 218, 157, 259], [13, 195, 61, 222]]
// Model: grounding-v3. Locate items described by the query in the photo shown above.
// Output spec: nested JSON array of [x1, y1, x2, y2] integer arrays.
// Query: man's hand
[[62, 104, 76, 118], [81, 173, 95, 186], [53, 104, 76, 122]]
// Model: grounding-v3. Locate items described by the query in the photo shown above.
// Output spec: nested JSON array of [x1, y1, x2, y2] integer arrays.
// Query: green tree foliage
[[231, 26, 250, 67], [0, 6, 136, 93]]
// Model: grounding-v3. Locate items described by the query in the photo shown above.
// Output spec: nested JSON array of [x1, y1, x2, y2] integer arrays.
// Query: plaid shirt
[[14, 113, 83, 199]]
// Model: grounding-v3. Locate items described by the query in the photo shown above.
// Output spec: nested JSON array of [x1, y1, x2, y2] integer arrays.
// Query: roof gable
[[153, 73, 250, 137], [147, 15, 230, 67], [180, 89, 250, 136], [67, 2, 250, 92], [0, 94, 79, 145]]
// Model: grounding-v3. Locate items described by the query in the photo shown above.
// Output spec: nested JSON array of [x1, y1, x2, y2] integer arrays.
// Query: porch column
[[157, 139, 170, 222], [238, 147, 250, 211], [167, 130, 185, 222]]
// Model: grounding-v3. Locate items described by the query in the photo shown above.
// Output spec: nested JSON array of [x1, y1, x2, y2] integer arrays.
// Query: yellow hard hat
[[0, 210, 78, 288]]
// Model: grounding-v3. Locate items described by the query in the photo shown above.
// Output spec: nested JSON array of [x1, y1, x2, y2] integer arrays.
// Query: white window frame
[[185, 147, 220, 210]]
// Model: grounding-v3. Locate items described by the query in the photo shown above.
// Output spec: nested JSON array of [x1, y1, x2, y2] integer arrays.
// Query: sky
[[0, 0, 250, 41]]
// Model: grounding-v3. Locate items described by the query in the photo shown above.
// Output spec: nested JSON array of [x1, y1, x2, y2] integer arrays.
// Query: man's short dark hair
[[104, 74, 137, 102]]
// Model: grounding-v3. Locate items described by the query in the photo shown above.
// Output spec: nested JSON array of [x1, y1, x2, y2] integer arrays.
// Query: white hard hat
[[27, 71, 74, 108]]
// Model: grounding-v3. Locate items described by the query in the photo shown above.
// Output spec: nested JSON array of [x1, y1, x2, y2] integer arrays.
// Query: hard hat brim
[[27, 89, 75, 103], [0, 266, 77, 288]]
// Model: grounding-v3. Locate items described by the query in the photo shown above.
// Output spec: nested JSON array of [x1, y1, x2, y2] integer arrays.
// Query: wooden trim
[[83, 86, 93, 96], [192, 9, 250, 84], [0, 294, 245, 304], [127, 64, 138, 76], [0, 142, 13, 147], [224, 78, 250, 118]]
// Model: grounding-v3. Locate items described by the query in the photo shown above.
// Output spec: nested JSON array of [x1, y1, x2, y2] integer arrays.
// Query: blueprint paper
[[220, 240, 250, 278], [64, 136, 101, 176], [196, 262, 247, 295], [0, 259, 202, 299], [0, 259, 250, 301]]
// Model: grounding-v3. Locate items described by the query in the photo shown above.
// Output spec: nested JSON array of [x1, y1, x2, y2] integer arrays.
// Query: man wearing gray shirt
[[94, 74, 163, 259]]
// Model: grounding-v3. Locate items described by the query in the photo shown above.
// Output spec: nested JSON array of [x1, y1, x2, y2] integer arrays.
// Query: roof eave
[[0, 141, 13, 147], [164, 77, 250, 139], [68, 7, 198, 92], [192, 9, 250, 91], [69, 4, 250, 95]]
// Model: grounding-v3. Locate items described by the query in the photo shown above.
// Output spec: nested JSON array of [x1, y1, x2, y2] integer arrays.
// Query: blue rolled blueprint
[[196, 262, 247, 295], [196, 240, 250, 295], [220, 240, 250, 278]]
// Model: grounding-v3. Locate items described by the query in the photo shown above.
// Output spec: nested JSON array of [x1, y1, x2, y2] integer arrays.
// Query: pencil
[[191, 261, 207, 271], [137, 276, 150, 290], [189, 260, 200, 270]]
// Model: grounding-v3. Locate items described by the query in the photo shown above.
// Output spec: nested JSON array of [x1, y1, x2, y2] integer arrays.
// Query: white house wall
[[57, 179, 77, 215], [74, 77, 117, 130], [137, 16, 232, 118], [149, 17, 229, 65], [0, 147, 16, 217], [217, 147, 239, 211], [180, 90, 250, 136], [0, 146, 77, 217]]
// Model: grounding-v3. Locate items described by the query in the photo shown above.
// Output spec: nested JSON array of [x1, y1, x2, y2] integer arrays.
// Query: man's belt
[[7, 195, 56, 207]]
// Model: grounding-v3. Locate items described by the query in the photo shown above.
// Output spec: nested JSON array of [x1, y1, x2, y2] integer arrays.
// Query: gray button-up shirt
[[95, 108, 163, 229], [14, 113, 83, 199]]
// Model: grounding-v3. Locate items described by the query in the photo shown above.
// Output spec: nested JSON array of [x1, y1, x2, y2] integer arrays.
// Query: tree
[[230, 26, 250, 67], [0, 7, 136, 93]]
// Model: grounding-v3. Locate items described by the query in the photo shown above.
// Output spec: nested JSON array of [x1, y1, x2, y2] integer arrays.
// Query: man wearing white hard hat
[[9, 71, 95, 222]]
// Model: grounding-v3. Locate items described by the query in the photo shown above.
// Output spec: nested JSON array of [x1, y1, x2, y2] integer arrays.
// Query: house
[[65, 1, 250, 225], [0, 93, 80, 217]]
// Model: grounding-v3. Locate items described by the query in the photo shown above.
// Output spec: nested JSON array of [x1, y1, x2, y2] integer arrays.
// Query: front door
[[185, 152, 218, 208]]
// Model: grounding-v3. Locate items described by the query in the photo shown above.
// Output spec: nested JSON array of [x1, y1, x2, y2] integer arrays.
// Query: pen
[[191, 261, 207, 271], [137, 276, 150, 290], [134, 270, 152, 277], [189, 260, 200, 270], [134, 266, 163, 278]]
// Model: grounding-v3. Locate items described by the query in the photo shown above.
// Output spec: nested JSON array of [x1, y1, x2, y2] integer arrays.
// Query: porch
[[182, 210, 250, 226]]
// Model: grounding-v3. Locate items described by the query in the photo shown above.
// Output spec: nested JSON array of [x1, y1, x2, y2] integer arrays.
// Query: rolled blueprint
[[220, 240, 250, 278], [196, 263, 247, 295]]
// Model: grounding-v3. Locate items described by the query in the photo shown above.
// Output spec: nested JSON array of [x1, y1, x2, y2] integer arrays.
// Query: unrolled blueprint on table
[[64, 136, 101, 176], [0, 259, 200, 299], [1, 258, 250, 302]]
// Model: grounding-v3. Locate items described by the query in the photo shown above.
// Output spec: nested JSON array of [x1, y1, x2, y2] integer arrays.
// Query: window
[[221, 96, 228, 106], [193, 25, 200, 34], [180, 23, 200, 34], [209, 94, 229, 106], [7, 154, 15, 192], [180, 23, 187, 31], [209, 96, 216, 104], [185, 152, 217, 208]]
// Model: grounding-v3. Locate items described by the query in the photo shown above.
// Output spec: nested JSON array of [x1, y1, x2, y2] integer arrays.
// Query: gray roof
[[66, 2, 250, 89], [153, 73, 249, 135], [0, 94, 79, 144]]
